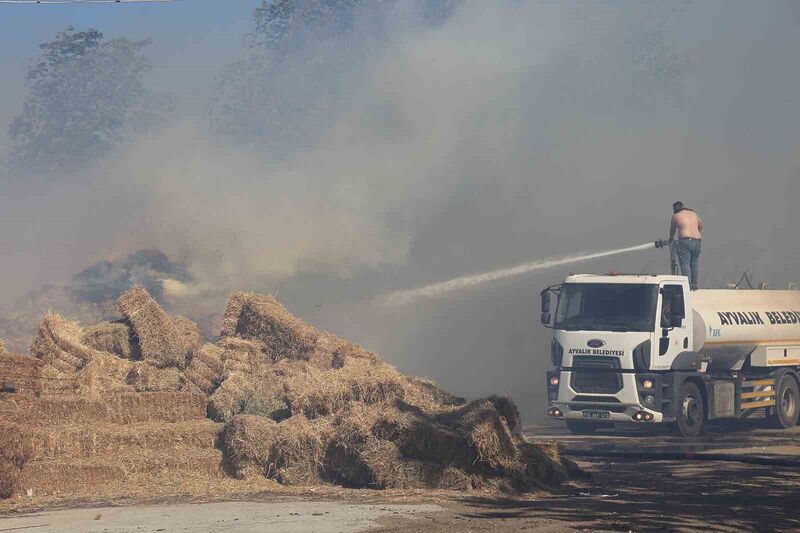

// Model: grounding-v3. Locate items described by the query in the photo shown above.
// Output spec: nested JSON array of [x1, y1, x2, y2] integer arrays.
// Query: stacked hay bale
[[0, 349, 42, 396], [0, 392, 222, 498], [81, 322, 139, 360], [215, 293, 572, 490], [0, 286, 573, 502], [0, 289, 224, 501]]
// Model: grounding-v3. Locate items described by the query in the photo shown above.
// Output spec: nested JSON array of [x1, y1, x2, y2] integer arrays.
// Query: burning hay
[[117, 285, 187, 369]]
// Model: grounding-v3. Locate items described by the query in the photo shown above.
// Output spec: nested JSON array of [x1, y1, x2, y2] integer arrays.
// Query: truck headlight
[[643, 394, 655, 406], [549, 376, 559, 386], [642, 379, 654, 390]]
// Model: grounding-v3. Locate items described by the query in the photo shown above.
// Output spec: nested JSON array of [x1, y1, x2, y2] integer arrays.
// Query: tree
[[8, 27, 164, 173], [210, 0, 460, 146]]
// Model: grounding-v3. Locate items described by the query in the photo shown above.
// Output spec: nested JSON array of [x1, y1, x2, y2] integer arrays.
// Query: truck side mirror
[[541, 291, 551, 313], [541, 312, 551, 325]]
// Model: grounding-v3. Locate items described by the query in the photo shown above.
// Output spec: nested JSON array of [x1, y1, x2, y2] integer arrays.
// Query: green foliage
[[8, 27, 164, 173]]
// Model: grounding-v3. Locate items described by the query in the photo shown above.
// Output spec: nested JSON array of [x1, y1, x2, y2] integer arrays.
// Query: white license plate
[[582, 410, 611, 420]]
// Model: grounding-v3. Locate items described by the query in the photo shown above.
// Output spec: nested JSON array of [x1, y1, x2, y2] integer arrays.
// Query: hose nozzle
[[654, 239, 672, 249]]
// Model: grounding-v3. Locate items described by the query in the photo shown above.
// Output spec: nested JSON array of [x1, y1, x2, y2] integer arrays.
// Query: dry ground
[[2, 421, 798, 532]]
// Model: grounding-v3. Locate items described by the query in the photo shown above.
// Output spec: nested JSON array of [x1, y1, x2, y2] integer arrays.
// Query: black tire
[[566, 421, 597, 435], [675, 381, 705, 437], [769, 374, 800, 429]]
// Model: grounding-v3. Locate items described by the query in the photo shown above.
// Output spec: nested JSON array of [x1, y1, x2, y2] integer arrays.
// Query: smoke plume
[[2, 1, 800, 421]]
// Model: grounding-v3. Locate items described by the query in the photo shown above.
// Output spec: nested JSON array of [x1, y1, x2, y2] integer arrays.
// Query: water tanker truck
[[541, 273, 800, 436]]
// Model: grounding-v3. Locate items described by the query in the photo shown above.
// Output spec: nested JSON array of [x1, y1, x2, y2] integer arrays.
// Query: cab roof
[[563, 273, 688, 285]]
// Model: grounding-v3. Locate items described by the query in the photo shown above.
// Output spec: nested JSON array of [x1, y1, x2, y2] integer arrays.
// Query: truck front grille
[[570, 395, 627, 413], [570, 357, 622, 394]]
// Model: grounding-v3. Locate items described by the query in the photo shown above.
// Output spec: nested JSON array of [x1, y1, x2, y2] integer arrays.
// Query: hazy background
[[1, 0, 799, 422]]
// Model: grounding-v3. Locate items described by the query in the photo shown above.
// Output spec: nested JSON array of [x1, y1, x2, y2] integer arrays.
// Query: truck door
[[657, 284, 690, 366]]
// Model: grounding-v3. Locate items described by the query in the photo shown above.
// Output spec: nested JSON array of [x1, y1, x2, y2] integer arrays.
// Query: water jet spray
[[384, 240, 666, 307]]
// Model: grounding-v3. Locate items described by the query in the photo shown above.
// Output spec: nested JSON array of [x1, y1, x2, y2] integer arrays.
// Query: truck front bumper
[[546, 370, 667, 423]]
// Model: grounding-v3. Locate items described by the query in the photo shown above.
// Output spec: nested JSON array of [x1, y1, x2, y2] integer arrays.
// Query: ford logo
[[587, 339, 606, 348]]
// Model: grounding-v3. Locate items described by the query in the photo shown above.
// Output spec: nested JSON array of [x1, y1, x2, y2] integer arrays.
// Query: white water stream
[[383, 242, 655, 306]]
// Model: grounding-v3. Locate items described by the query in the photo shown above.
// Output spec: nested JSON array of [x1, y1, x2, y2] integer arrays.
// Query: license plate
[[582, 410, 610, 420]]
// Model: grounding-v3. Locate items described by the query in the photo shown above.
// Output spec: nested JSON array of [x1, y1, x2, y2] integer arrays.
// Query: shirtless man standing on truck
[[669, 201, 703, 290]]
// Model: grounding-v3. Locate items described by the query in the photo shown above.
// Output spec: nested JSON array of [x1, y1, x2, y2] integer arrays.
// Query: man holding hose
[[669, 201, 703, 290]]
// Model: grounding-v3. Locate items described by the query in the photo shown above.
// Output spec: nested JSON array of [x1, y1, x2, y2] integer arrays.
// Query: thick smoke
[[2, 1, 800, 421]]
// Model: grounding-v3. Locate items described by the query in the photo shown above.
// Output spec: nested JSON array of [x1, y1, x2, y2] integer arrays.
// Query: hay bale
[[38, 364, 79, 394], [207, 372, 254, 422], [228, 295, 319, 362], [281, 359, 407, 419], [81, 322, 140, 360], [124, 362, 194, 393], [172, 315, 204, 359], [0, 352, 42, 395], [222, 414, 327, 484], [324, 405, 469, 489], [0, 392, 207, 425], [29, 314, 95, 372], [76, 351, 136, 395], [220, 291, 252, 338], [8, 420, 222, 461], [0, 421, 31, 498], [217, 336, 268, 375], [439, 399, 520, 472], [117, 285, 186, 369], [199, 344, 225, 372], [185, 344, 225, 394]]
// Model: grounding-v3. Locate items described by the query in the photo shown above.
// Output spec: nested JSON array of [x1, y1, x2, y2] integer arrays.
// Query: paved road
[[0, 501, 442, 533]]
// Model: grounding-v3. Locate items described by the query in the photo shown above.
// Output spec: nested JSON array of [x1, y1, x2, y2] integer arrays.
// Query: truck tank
[[691, 290, 800, 370]]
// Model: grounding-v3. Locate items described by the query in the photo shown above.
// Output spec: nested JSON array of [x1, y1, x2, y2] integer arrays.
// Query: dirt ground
[[2, 421, 798, 532]]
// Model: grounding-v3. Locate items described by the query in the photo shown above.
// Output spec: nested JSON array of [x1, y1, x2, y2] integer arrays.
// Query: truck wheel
[[676, 381, 705, 437], [769, 374, 800, 429], [566, 421, 597, 435]]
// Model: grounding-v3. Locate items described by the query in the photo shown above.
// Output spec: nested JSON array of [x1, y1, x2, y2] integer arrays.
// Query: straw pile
[[0, 286, 573, 502], [215, 292, 571, 491]]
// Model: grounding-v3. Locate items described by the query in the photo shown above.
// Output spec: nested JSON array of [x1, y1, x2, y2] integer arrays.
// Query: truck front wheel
[[769, 374, 799, 429], [566, 421, 597, 435], [676, 381, 705, 437]]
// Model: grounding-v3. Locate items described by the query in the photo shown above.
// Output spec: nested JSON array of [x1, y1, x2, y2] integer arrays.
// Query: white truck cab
[[542, 274, 800, 436]]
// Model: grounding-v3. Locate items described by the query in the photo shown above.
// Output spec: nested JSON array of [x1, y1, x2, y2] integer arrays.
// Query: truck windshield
[[554, 283, 657, 332]]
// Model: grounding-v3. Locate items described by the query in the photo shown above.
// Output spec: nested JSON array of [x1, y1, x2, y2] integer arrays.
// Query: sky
[[1, 1, 799, 420]]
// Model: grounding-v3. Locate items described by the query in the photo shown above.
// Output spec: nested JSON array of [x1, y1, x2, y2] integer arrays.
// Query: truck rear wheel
[[676, 381, 705, 437], [769, 374, 799, 429], [566, 421, 597, 435]]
